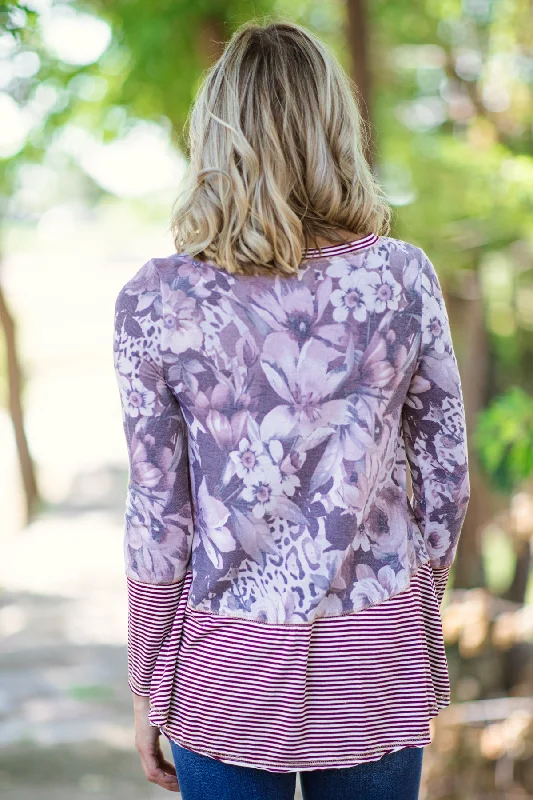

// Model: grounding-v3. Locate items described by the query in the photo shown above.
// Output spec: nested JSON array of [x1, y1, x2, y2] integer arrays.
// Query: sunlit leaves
[[475, 387, 533, 493]]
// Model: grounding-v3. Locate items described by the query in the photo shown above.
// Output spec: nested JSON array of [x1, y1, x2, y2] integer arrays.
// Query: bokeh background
[[1, 1, 532, 798]]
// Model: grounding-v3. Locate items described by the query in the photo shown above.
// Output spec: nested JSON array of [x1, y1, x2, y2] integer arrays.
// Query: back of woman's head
[[172, 18, 391, 277]]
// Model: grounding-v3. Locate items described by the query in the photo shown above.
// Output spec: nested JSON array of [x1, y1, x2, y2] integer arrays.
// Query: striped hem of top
[[163, 734, 433, 773], [303, 232, 380, 259], [125, 563, 452, 697], [124, 561, 453, 772]]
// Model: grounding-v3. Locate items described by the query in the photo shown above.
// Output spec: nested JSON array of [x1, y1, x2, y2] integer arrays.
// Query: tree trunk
[[0, 280, 39, 524], [346, 0, 374, 168], [449, 272, 493, 589], [505, 540, 531, 604], [501, 541, 531, 691]]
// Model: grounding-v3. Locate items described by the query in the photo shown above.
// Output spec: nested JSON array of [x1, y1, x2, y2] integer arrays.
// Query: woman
[[113, 18, 470, 800]]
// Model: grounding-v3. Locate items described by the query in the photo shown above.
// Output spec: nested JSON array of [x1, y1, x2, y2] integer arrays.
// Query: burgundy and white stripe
[[126, 560, 451, 772], [126, 577, 184, 697], [431, 563, 450, 606], [303, 232, 380, 259]]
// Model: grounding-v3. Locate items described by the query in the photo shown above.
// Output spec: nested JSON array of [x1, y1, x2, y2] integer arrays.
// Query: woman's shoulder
[[114, 257, 161, 309], [113, 253, 192, 312], [376, 234, 427, 261]]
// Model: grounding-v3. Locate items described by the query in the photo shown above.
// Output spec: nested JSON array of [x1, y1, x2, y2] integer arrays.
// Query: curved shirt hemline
[[160, 716, 447, 774]]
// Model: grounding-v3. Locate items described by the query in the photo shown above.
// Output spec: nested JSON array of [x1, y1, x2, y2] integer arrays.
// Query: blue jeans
[[169, 739, 424, 800]]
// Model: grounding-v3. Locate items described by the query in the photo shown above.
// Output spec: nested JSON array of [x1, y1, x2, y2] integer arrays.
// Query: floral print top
[[113, 233, 470, 626]]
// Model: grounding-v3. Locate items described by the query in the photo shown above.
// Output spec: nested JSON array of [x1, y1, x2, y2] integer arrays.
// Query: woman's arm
[[402, 250, 471, 603], [113, 261, 194, 693], [132, 693, 179, 792], [113, 261, 193, 790]]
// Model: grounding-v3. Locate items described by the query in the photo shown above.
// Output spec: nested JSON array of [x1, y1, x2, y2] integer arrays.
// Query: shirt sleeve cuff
[[126, 576, 184, 696], [430, 564, 451, 606]]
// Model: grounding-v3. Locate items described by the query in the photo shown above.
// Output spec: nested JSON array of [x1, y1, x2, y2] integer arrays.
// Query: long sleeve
[[431, 564, 451, 606], [402, 250, 470, 589], [113, 260, 194, 696]]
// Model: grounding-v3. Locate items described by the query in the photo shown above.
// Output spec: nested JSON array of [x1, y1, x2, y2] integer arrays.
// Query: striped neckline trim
[[304, 232, 379, 259]]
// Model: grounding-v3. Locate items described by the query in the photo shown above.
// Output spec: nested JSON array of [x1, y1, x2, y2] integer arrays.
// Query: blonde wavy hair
[[171, 18, 391, 277]]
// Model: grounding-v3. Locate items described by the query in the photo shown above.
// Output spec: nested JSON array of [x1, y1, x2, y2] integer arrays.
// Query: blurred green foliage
[[67, 683, 115, 703], [474, 386, 533, 493], [79, 0, 275, 141]]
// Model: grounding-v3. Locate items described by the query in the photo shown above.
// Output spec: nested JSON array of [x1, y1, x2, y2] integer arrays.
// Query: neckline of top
[[303, 232, 380, 259]]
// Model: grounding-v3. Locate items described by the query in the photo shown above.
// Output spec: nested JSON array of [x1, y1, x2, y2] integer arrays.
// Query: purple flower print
[[422, 294, 448, 353], [403, 373, 431, 411], [114, 239, 470, 621], [127, 430, 174, 490], [161, 283, 204, 354], [125, 489, 192, 583], [406, 445, 447, 511], [370, 508, 412, 565], [177, 257, 215, 285], [229, 437, 267, 481], [118, 375, 155, 418], [408, 395, 467, 475], [259, 333, 354, 440], [166, 357, 206, 396], [424, 521, 451, 560], [241, 463, 284, 519], [366, 269, 402, 313], [350, 563, 409, 611], [330, 460, 371, 517], [357, 331, 396, 389], [313, 591, 343, 617], [268, 439, 300, 497], [330, 272, 375, 323], [325, 256, 362, 281], [198, 381, 250, 450], [195, 477, 236, 568], [235, 333, 259, 368], [204, 407, 236, 449], [308, 399, 377, 495], [252, 277, 346, 347], [434, 428, 467, 472], [337, 419, 375, 462]]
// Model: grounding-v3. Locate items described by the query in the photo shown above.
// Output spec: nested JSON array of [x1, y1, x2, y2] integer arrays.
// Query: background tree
[[1, 3, 43, 521]]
